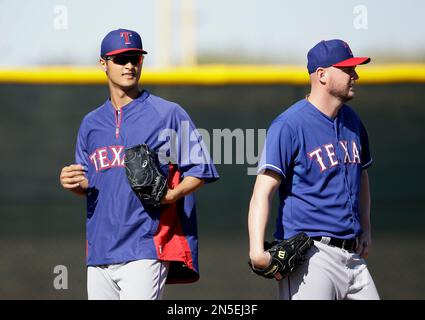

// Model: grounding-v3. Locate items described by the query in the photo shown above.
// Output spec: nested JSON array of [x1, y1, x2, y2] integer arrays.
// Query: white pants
[[87, 259, 170, 300], [278, 240, 380, 300]]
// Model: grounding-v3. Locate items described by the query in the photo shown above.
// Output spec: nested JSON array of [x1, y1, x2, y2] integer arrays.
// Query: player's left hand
[[159, 177, 204, 205], [356, 232, 372, 259], [160, 189, 179, 205]]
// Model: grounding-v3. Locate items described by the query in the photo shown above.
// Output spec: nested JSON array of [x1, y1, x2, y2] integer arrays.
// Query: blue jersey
[[75, 90, 219, 283], [258, 99, 372, 240]]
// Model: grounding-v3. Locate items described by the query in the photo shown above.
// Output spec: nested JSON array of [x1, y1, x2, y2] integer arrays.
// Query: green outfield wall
[[0, 83, 424, 299]]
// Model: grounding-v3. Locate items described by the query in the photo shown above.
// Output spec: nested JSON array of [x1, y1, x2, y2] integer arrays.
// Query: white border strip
[[362, 158, 373, 169], [257, 164, 286, 178]]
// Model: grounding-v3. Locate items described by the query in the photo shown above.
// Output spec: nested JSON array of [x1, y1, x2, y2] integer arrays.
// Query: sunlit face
[[327, 66, 359, 102], [100, 52, 144, 90]]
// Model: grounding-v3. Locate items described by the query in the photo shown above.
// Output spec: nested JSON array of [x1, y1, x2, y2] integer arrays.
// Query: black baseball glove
[[124, 144, 168, 207], [248, 232, 314, 279]]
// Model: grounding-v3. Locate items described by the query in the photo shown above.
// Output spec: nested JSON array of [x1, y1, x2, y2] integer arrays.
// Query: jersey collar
[[304, 99, 344, 126], [106, 89, 150, 113]]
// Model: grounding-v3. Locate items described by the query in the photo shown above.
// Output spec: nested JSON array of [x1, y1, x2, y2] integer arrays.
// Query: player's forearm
[[359, 170, 371, 232], [164, 176, 204, 203], [248, 193, 272, 261], [248, 172, 281, 266]]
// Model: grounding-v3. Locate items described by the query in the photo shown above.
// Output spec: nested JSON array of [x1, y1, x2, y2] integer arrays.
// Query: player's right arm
[[248, 169, 282, 269], [66, 117, 90, 197], [60, 164, 88, 196]]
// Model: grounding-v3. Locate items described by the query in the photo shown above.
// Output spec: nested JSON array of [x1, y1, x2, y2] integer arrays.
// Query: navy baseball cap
[[101, 28, 147, 57], [307, 39, 370, 74]]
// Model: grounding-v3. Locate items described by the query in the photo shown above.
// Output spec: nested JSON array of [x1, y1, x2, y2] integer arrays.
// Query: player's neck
[[109, 84, 141, 110], [307, 91, 343, 119]]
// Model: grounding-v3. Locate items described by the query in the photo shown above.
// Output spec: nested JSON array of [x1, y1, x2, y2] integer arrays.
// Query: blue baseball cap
[[101, 28, 147, 57], [307, 39, 370, 74]]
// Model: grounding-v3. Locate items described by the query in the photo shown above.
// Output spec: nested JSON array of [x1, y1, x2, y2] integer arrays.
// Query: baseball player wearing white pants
[[60, 28, 219, 300], [248, 39, 379, 300], [279, 240, 378, 300], [87, 260, 170, 300]]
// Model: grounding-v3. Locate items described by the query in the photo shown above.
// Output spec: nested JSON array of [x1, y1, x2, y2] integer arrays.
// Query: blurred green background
[[0, 83, 424, 299]]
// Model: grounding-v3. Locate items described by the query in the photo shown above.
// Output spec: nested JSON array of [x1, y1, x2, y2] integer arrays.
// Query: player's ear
[[99, 58, 107, 72], [316, 68, 327, 84]]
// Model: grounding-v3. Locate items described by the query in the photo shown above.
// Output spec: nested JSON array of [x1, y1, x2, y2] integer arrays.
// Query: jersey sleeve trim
[[257, 164, 287, 178], [362, 158, 373, 169]]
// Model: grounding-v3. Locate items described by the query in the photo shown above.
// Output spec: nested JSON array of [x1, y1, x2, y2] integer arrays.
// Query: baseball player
[[59, 28, 219, 300], [248, 39, 380, 300]]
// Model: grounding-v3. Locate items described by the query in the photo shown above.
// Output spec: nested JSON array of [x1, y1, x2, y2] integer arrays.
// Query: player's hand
[[356, 232, 372, 259], [160, 189, 179, 205], [249, 251, 272, 270], [60, 164, 88, 192], [250, 251, 283, 280], [159, 177, 204, 205]]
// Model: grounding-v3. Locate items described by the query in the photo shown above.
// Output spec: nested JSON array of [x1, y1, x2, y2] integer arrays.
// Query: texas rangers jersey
[[75, 90, 219, 283], [258, 98, 372, 240]]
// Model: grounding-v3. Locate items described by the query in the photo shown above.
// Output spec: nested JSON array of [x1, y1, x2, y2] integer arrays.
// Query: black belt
[[312, 236, 357, 251]]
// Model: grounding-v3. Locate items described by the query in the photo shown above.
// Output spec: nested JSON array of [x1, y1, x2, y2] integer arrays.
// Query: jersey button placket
[[336, 118, 355, 221]]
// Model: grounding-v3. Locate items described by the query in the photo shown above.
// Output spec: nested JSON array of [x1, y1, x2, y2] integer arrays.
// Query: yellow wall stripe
[[0, 64, 424, 85]]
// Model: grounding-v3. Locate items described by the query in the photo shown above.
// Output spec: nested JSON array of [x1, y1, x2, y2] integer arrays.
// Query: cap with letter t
[[101, 28, 148, 57], [307, 39, 370, 74]]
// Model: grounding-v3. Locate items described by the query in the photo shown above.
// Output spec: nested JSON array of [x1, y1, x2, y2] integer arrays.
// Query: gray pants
[[87, 259, 170, 300], [278, 240, 380, 300]]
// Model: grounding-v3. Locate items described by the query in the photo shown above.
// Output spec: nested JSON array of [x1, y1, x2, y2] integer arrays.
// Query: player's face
[[101, 53, 144, 89], [327, 66, 359, 102]]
